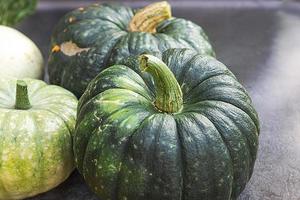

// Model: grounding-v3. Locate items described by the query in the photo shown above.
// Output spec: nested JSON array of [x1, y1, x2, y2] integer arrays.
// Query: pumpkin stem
[[128, 1, 172, 33], [15, 80, 31, 110], [139, 54, 183, 113]]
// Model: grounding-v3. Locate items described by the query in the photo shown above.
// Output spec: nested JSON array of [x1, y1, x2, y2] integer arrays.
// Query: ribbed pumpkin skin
[[74, 49, 259, 200], [48, 3, 215, 97], [0, 78, 77, 200]]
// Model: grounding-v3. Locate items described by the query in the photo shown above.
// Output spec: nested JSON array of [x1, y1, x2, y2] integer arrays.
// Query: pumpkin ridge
[[174, 54, 202, 86], [117, 56, 158, 97], [189, 111, 234, 198], [145, 114, 165, 199], [76, 90, 105, 123], [214, 125, 250, 199], [95, 3, 134, 30], [210, 103, 256, 176], [182, 19, 213, 53], [0, 92, 11, 105], [161, 49, 199, 81], [114, 113, 155, 199], [103, 34, 127, 67], [184, 80, 251, 109], [52, 30, 126, 94], [77, 98, 128, 131], [26, 83, 48, 100], [192, 84, 251, 104], [187, 74, 247, 97], [78, 88, 152, 121], [180, 32, 209, 52], [31, 94, 77, 105], [31, 113, 47, 190], [153, 33, 176, 51], [59, 37, 117, 81], [184, 99, 259, 134], [80, 108, 153, 197], [28, 91, 77, 133], [40, 109, 73, 135], [154, 33, 199, 54], [185, 102, 258, 198], [192, 101, 259, 160], [108, 32, 161, 67], [86, 102, 152, 136], [103, 5, 133, 31], [184, 73, 234, 101], [154, 25, 195, 53], [157, 18, 214, 56], [117, 66, 155, 101], [33, 102, 76, 118], [195, 110, 254, 197], [0, 112, 10, 193], [189, 112, 232, 199], [62, 14, 127, 34], [0, 89, 13, 108], [74, 122, 99, 172], [114, 135, 131, 200], [212, 99, 259, 134], [76, 96, 154, 171], [105, 33, 129, 66], [190, 113, 228, 199], [174, 112, 233, 199], [179, 55, 229, 90], [77, 64, 154, 111]]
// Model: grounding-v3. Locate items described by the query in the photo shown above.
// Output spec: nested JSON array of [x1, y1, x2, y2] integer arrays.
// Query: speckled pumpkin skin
[[74, 49, 259, 200], [48, 3, 215, 97], [0, 78, 77, 200]]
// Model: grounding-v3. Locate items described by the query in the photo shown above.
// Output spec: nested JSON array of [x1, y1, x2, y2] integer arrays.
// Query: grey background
[[14, 0, 300, 199]]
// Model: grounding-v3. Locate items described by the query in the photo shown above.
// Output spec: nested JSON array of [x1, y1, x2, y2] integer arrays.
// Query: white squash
[[0, 25, 44, 79]]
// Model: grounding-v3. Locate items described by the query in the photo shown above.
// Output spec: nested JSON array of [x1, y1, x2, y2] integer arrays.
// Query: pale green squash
[[0, 77, 77, 200]]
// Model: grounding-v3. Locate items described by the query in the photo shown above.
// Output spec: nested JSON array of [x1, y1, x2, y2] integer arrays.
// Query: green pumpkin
[[0, 77, 77, 199], [74, 49, 259, 200], [48, 1, 215, 97]]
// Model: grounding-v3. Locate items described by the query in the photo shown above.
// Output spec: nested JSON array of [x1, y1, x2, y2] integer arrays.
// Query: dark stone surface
[[17, 1, 300, 199]]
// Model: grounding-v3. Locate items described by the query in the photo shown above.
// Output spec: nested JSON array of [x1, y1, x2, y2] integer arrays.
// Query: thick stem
[[15, 80, 31, 110], [128, 1, 172, 33], [139, 54, 183, 113]]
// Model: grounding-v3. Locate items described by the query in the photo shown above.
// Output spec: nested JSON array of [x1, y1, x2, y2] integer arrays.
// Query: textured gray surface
[[17, 1, 300, 199]]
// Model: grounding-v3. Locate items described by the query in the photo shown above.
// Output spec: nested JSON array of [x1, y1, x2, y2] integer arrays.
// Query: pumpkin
[[0, 77, 77, 199], [74, 49, 260, 200], [48, 1, 215, 97], [0, 25, 44, 79]]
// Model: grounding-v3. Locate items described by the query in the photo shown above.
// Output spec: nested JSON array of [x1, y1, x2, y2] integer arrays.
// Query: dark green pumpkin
[[74, 49, 259, 200], [48, 2, 215, 97]]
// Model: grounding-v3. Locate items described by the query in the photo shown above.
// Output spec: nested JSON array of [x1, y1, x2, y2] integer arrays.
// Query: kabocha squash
[[74, 49, 260, 200], [48, 1, 215, 97], [0, 77, 77, 199]]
